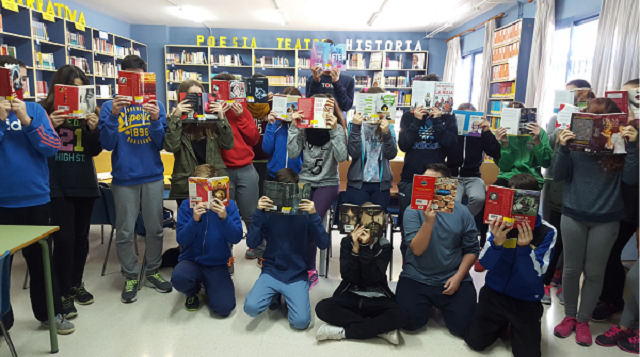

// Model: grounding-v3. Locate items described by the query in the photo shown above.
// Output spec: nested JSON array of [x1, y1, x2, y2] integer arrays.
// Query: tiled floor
[[3, 203, 634, 356]]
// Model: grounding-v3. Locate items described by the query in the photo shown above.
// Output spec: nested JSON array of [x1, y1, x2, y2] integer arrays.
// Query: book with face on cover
[[263, 181, 311, 215], [118, 71, 156, 105], [568, 112, 628, 154], [629, 89, 639, 119], [54, 85, 96, 119], [178, 92, 219, 122], [0, 64, 23, 100], [296, 97, 335, 129], [338, 204, 386, 239], [410, 175, 458, 213], [410, 81, 454, 114], [355, 92, 397, 123], [272, 95, 300, 121], [188, 176, 230, 208], [412, 53, 425, 69], [229, 80, 246, 99], [453, 110, 484, 137], [500, 108, 537, 135], [483, 185, 540, 229]]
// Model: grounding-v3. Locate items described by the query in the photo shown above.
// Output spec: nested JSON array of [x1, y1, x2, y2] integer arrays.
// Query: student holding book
[[315, 219, 409, 345], [288, 94, 348, 289], [172, 164, 243, 316], [552, 98, 639, 346], [247, 73, 272, 198], [547, 79, 596, 131], [0, 56, 73, 333], [211, 74, 261, 268], [164, 79, 234, 209], [395, 163, 479, 337], [345, 87, 397, 210], [99, 55, 172, 303], [465, 174, 557, 357], [306, 39, 355, 111], [244, 168, 330, 329], [40, 65, 102, 317]]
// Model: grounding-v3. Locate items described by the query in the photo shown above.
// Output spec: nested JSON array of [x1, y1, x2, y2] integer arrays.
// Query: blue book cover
[[453, 110, 484, 137]]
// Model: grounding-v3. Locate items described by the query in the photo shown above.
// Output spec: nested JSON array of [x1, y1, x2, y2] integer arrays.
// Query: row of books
[[489, 82, 515, 98], [210, 73, 242, 80], [348, 53, 367, 69], [67, 32, 86, 49], [390, 91, 411, 106], [489, 100, 510, 115], [94, 61, 115, 77], [0, 45, 17, 58], [266, 75, 294, 86], [36, 80, 48, 98], [254, 56, 290, 68], [115, 45, 131, 59], [93, 38, 113, 54], [353, 75, 372, 87], [32, 21, 49, 41], [492, 63, 514, 81], [69, 56, 90, 73], [297, 57, 311, 68], [95, 84, 112, 99], [165, 51, 207, 65], [168, 91, 177, 101], [298, 77, 307, 87], [210, 54, 245, 66], [494, 21, 522, 46], [35, 52, 55, 70], [167, 70, 203, 82], [384, 76, 409, 87], [492, 42, 519, 64]]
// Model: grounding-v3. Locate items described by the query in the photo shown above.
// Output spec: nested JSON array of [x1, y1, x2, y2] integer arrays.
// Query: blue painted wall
[[55, 0, 131, 38]]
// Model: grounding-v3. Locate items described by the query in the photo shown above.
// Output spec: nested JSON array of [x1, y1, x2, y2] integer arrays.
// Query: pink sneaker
[[308, 269, 319, 291], [554, 317, 577, 338], [576, 321, 593, 346]]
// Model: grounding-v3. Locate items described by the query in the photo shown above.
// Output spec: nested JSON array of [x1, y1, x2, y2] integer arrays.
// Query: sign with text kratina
[[8, 0, 87, 26], [196, 36, 423, 51]]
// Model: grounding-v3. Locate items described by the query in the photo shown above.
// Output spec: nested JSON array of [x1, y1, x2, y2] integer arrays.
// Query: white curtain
[[525, 0, 555, 108], [477, 19, 496, 113], [591, 0, 640, 95], [443, 37, 461, 82]]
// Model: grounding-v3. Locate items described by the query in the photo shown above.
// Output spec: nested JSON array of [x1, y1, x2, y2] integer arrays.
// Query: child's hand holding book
[[111, 95, 132, 116], [209, 198, 227, 220], [172, 99, 192, 117], [258, 196, 274, 211], [298, 199, 316, 214], [489, 218, 514, 247], [86, 113, 99, 131], [193, 202, 208, 222], [516, 223, 533, 247], [50, 110, 69, 128], [422, 200, 436, 224], [142, 100, 160, 121]]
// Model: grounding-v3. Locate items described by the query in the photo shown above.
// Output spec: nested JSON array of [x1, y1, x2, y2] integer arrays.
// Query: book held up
[[410, 81, 454, 115], [178, 92, 219, 122], [411, 175, 458, 213], [118, 71, 156, 105], [483, 185, 540, 229], [0, 64, 23, 101], [296, 97, 335, 129], [355, 92, 397, 123], [500, 107, 537, 135], [338, 204, 386, 240], [568, 112, 628, 154], [263, 181, 311, 215], [54, 85, 96, 119], [453, 110, 484, 137], [310, 42, 347, 71], [272, 95, 300, 121], [188, 176, 230, 208]]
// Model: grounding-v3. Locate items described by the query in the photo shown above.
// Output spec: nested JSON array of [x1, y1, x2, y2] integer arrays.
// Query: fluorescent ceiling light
[[367, 0, 388, 27], [273, 0, 288, 26], [168, 5, 216, 23]]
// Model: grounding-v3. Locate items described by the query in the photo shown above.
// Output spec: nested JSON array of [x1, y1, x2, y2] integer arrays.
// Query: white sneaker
[[316, 324, 345, 341], [378, 329, 400, 345]]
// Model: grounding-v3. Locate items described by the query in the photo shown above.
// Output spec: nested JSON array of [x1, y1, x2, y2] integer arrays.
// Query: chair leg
[[101, 225, 104, 244], [0, 321, 18, 357], [138, 253, 147, 291], [22, 269, 29, 290], [101, 228, 115, 276]]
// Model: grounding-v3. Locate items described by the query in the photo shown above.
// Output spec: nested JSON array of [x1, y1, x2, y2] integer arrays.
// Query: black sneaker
[[592, 301, 623, 322], [145, 272, 173, 293], [61, 296, 77, 319], [596, 324, 631, 347], [618, 330, 639, 354], [121, 279, 138, 303], [185, 294, 202, 311], [70, 283, 94, 305]]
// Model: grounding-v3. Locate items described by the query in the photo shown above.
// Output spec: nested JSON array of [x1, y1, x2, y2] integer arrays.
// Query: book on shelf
[[54, 85, 96, 119], [605, 91, 629, 115], [263, 181, 311, 215], [412, 53, 426, 69], [0, 64, 23, 101], [369, 52, 383, 69], [568, 113, 628, 154], [553, 90, 590, 113], [0, 45, 17, 58], [67, 32, 86, 49], [69, 56, 91, 74], [94, 61, 115, 77], [297, 76, 307, 87], [245, 77, 269, 104], [272, 95, 300, 121], [36, 52, 55, 70], [297, 57, 310, 68], [36, 81, 48, 98], [168, 91, 177, 101], [32, 21, 49, 41], [411, 175, 458, 213], [492, 63, 515, 81], [254, 56, 290, 68], [94, 38, 113, 54], [355, 92, 397, 123], [188, 176, 230, 208], [115, 46, 132, 59], [483, 185, 540, 229], [338, 204, 386, 239], [390, 91, 411, 107], [210, 54, 245, 66], [410, 81, 454, 114], [490, 82, 515, 98], [296, 97, 334, 129], [169, 51, 207, 65], [166, 69, 203, 82], [555, 104, 581, 130], [96, 84, 112, 99], [500, 108, 537, 135], [454, 110, 484, 137], [348, 53, 367, 69], [265, 75, 294, 86], [310, 42, 347, 70], [386, 54, 401, 69], [133, 48, 141, 57], [178, 92, 219, 122], [494, 21, 522, 46], [118, 71, 156, 105], [490, 100, 511, 115], [492, 42, 519, 64], [23, 77, 30, 97]]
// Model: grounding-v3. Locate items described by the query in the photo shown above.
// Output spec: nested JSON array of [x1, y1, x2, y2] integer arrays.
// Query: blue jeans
[[171, 260, 236, 317], [244, 273, 311, 330], [344, 183, 391, 211]]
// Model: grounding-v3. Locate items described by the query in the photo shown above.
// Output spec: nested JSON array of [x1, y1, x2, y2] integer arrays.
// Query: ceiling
[[79, 0, 505, 33]]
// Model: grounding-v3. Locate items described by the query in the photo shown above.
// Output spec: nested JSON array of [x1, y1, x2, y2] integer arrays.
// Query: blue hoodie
[[0, 102, 61, 208], [176, 199, 243, 266], [248, 209, 329, 283], [480, 215, 557, 302], [262, 122, 302, 178], [99, 100, 167, 186]]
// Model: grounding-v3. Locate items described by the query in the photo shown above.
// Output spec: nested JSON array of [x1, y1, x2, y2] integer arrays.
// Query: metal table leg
[[39, 240, 59, 354]]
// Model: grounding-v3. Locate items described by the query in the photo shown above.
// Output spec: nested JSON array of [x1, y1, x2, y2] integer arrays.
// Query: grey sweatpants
[[620, 260, 639, 328], [561, 215, 619, 323], [112, 180, 164, 279], [454, 177, 487, 217], [227, 164, 259, 231]]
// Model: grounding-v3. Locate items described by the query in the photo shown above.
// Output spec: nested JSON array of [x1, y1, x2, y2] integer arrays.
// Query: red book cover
[[188, 176, 230, 208], [140, 72, 156, 105], [211, 80, 230, 101], [179, 92, 217, 121], [569, 113, 628, 154], [296, 97, 334, 129], [484, 185, 540, 229], [410, 175, 457, 213], [0, 65, 23, 100], [605, 91, 629, 114], [54, 85, 96, 119], [118, 71, 156, 105]]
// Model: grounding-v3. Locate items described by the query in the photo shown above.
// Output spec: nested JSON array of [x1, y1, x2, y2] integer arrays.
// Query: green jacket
[[497, 129, 553, 188], [163, 114, 235, 200]]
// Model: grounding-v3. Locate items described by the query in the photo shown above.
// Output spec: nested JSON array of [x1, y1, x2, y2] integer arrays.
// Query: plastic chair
[[0, 250, 18, 357]]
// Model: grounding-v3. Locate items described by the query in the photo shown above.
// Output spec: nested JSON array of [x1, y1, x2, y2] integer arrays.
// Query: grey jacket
[[346, 123, 398, 191], [287, 125, 348, 188]]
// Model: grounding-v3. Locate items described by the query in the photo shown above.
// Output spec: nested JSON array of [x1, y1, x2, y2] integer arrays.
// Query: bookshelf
[[485, 18, 534, 129], [0, 3, 147, 102], [164, 45, 428, 110]]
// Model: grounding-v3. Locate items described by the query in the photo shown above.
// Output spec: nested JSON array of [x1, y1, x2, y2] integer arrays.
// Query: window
[[454, 51, 484, 109]]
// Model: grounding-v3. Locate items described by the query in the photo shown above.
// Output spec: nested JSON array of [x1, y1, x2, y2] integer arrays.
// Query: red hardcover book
[[410, 175, 458, 213], [296, 97, 334, 129], [54, 85, 96, 119], [118, 71, 156, 105], [210, 80, 230, 101], [568, 113, 628, 154], [605, 91, 629, 114], [483, 185, 540, 229], [0, 64, 23, 100]]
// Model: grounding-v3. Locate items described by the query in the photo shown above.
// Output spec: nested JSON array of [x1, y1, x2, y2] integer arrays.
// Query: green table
[[0, 225, 60, 354]]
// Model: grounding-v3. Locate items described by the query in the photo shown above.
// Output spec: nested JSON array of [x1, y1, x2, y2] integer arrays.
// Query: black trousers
[[50, 196, 96, 296], [543, 209, 564, 286], [315, 292, 409, 340], [0, 204, 63, 328], [465, 286, 543, 357], [599, 220, 638, 307]]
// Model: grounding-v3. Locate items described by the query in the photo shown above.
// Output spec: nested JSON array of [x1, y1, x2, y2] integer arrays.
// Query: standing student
[[0, 56, 73, 334], [40, 65, 102, 318], [553, 98, 639, 346], [288, 94, 348, 289], [244, 168, 330, 330], [247, 73, 272, 199], [164, 79, 234, 208], [397, 74, 458, 240], [99, 55, 172, 303], [465, 174, 557, 357], [547, 79, 596, 131], [172, 164, 243, 316], [395, 163, 479, 337], [345, 87, 397, 210], [494, 101, 552, 188], [315, 222, 409, 345], [306, 39, 355, 111], [211, 74, 261, 268]]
